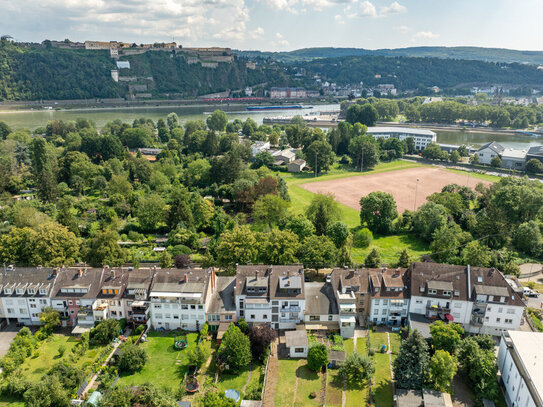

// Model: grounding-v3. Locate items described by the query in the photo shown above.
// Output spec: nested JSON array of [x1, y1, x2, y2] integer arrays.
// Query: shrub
[[118, 344, 148, 372], [307, 344, 328, 372], [353, 228, 373, 248]]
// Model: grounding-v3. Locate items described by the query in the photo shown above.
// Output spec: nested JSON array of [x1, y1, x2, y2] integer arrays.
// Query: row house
[[206, 276, 237, 331], [0, 268, 57, 325], [409, 262, 525, 335], [93, 268, 129, 322], [124, 269, 154, 325], [235, 265, 305, 330], [369, 268, 410, 326], [147, 268, 216, 331]]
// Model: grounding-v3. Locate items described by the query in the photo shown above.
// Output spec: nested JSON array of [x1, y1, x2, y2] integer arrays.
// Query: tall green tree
[[306, 193, 341, 235], [218, 324, 251, 372], [259, 229, 300, 265], [215, 226, 259, 267], [298, 235, 337, 268], [84, 229, 128, 267], [252, 194, 289, 227], [428, 350, 457, 393], [305, 140, 335, 174], [359, 191, 398, 234], [206, 110, 228, 132], [430, 321, 464, 354], [338, 352, 375, 385], [348, 135, 380, 170], [393, 330, 430, 390], [31, 138, 58, 202]]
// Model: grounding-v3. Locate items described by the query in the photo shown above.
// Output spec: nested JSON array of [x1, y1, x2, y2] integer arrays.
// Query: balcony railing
[[471, 315, 483, 326], [280, 306, 301, 312]]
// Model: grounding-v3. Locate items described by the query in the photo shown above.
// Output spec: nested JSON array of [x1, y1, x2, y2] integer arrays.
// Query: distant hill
[[236, 46, 543, 65]]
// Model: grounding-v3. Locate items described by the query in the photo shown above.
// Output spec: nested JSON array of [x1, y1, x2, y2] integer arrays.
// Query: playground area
[[300, 167, 492, 212]]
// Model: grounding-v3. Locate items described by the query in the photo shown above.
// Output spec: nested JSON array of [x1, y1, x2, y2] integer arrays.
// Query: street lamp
[[414, 178, 420, 211]]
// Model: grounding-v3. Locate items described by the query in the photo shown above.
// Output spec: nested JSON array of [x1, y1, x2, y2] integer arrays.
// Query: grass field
[[325, 369, 343, 407], [445, 168, 502, 183], [216, 362, 262, 397], [294, 363, 323, 407], [281, 161, 430, 264], [19, 334, 105, 381], [344, 338, 354, 355], [274, 359, 300, 407], [0, 395, 24, 407], [118, 331, 201, 391], [373, 353, 393, 407]]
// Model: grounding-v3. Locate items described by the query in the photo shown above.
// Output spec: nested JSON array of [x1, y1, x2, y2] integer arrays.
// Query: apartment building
[[366, 127, 437, 150], [0, 267, 58, 325], [123, 269, 154, 326], [93, 268, 129, 322], [235, 265, 305, 330], [497, 331, 543, 407], [206, 276, 237, 331], [369, 268, 410, 326], [409, 262, 525, 335], [148, 268, 216, 331], [50, 268, 104, 329], [304, 282, 339, 331]]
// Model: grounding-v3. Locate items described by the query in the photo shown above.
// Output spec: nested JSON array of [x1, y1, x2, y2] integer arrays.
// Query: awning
[[445, 313, 454, 322], [339, 303, 355, 310], [131, 301, 146, 307], [340, 315, 356, 323]]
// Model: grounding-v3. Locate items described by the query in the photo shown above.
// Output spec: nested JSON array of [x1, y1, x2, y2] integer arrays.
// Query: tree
[[39, 307, 60, 334], [215, 226, 259, 267], [461, 241, 492, 267], [338, 352, 374, 385], [412, 202, 449, 242], [348, 135, 380, 170], [398, 248, 410, 268], [285, 215, 316, 240], [118, 344, 148, 372], [359, 191, 398, 234], [201, 390, 238, 407], [136, 194, 166, 232], [513, 220, 542, 255], [428, 350, 457, 392], [449, 150, 461, 163], [0, 121, 11, 139], [430, 223, 470, 263], [421, 143, 443, 160], [259, 229, 300, 265], [23, 375, 70, 407], [252, 151, 274, 169], [364, 248, 381, 268], [187, 342, 210, 369], [469, 153, 480, 164], [85, 230, 128, 267], [393, 330, 430, 390], [219, 324, 251, 372], [345, 103, 379, 126], [326, 221, 349, 248], [159, 251, 173, 269], [305, 140, 334, 174], [459, 338, 500, 401], [90, 319, 120, 345], [526, 158, 543, 174], [249, 324, 277, 361], [31, 138, 58, 202], [306, 193, 341, 235], [307, 344, 328, 371], [31, 223, 80, 267], [175, 254, 192, 269], [206, 110, 228, 132], [298, 235, 337, 268], [242, 118, 258, 137], [253, 194, 289, 227], [430, 321, 464, 354], [490, 155, 502, 168]]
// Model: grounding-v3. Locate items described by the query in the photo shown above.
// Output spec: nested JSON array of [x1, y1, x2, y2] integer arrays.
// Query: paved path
[[81, 329, 131, 397], [0, 324, 19, 358]]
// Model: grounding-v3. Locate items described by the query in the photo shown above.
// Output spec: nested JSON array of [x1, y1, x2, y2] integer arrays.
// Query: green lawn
[[325, 368, 343, 407], [351, 232, 429, 265], [294, 363, 323, 407], [389, 333, 401, 355], [118, 331, 200, 391], [216, 362, 261, 397], [356, 337, 367, 355], [345, 380, 368, 407], [274, 359, 300, 407], [19, 334, 105, 381], [445, 168, 501, 183], [373, 353, 393, 407], [344, 338, 354, 355], [0, 395, 24, 407], [369, 332, 389, 352]]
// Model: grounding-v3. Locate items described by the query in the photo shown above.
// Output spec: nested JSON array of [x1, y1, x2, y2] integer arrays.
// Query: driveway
[[0, 323, 19, 357]]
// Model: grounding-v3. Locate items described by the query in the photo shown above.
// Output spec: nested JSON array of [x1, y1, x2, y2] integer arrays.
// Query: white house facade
[[366, 127, 437, 150]]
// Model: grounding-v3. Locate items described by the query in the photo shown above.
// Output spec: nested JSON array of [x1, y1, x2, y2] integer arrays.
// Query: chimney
[[466, 265, 471, 297], [184, 274, 188, 283], [255, 270, 258, 280], [78, 269, 83, 278], [347, 269, 354, 279], [112, 270, 116, 279]]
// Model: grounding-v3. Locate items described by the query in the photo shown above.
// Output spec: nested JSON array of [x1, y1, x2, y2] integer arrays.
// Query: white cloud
[[249, 27, 265, 39], [359, 1, 377, 17], [334, 14, 345, 24], [380, 1, 406, 16], [394, 25, 410, 33], [411, 31, 440, 41], [7, 0, 252, 45], [276, 32, 284, 39]]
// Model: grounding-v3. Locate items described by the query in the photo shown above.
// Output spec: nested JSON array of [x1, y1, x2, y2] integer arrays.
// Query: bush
[[307, 344, 328, 372], [118, 344, 148, 372], [353, 228, 373, 248]]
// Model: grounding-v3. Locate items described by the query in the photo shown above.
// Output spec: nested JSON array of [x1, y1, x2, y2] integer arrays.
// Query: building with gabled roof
[[476, 141, 505, 165], [123, 268, 155, 327], [235, 265, 305, 330], [409, 262, 525, 335], [369, 268, 410, 327]]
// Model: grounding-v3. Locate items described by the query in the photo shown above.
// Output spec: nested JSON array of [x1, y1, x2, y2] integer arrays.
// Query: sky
[[2, 0, 543, 51]]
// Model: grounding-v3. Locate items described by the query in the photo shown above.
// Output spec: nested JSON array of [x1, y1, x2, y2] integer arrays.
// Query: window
[[225, 315, 232, 321], [454, 290, 460, 296], [173, 315, 179, 319], [190, 305, 196, 310], [155, 314, 162, 319], [310, 315, 319, 321], [114, 289, 119, 294], [30, 304, 36, 308], [507, 309, 515, 314], [68, 300, 73, 305], [108, 289, 113, 294], [39, 289, 47, 295], [19, 308, 26, 314], [294, 347, 305, 353], [505, 319, 513, 324], [328, 315, 333, 321], [373, 309, 378, 315], [443, 291, 451, 296], [198, 305, 203, 310], [496, 318, 501, 323], [477, 276, 483, 283], [263, 314, 267, 319], [374, 299, 379, 305], [415, 299, 423, 304], [7, 308, 13, 314], [250, 314, 255, 319], [498, 307, 503, 313], [382, 309, 387, 315], [428, 289, 437, 295]]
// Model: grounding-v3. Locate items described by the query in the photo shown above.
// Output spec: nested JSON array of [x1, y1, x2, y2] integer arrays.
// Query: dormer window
[[16, 289, 24, 295], [4, 289, 11, 295], [454, 290, 460, 296], [443, 290, 451, 296], [27, 289, 35, 295], [39, 289, 47, 295], [477, 276, 483, 283], [428, 289, 437, 295]]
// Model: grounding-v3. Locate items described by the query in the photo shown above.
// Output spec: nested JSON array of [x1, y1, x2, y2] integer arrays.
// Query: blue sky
[[2, 0, 543, 51]]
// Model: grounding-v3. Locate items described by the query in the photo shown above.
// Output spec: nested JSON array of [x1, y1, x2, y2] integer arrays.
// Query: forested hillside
[[237, 46, 543, 65], [299, 55, 543, 89]]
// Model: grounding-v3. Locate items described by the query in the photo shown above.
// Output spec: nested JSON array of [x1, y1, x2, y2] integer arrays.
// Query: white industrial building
[[366, 127, 437, 150], [498, 331, 543, 407]]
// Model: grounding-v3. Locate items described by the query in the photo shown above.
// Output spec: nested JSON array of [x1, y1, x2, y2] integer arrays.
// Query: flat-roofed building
[[497, 331, 543, 407], [366, 127, 437, 150]]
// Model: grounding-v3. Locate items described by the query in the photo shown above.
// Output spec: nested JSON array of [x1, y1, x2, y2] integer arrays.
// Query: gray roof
[[527, 145, 543, 157], [289, 159, 306, 166], [304, 282, 338, 315], [285, 330, 308, 348], [208, 276, 236, 314], [150, 269, 210, 297], [474, 284, 510, 297], [328, 350, 346, 362], [246, 276, 268, 288], [396, 390, 423, 407], [423, 389, 453, 407], [279, 275, 302, 290], [367, 126, 436, 137], [427, 280, 453, 291], [477, 141, 505, 154]]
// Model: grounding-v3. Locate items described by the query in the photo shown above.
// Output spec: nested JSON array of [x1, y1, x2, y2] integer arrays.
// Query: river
[[0, 103, 540, 149]]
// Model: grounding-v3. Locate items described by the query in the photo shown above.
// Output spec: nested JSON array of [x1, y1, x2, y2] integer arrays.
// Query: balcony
[[280, 306, 301, 312], [472, 303, 487, 316], [471, 315, 483, 326], [426, 304, 451, 313]]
